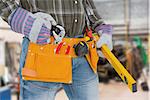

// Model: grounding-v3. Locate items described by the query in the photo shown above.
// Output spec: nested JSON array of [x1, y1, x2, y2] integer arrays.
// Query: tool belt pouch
[[87, 41, 99, 72], [22, 43, 72, 83]]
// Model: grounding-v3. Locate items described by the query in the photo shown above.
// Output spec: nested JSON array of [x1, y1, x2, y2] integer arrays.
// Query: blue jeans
[[19, 37, 100, 100]]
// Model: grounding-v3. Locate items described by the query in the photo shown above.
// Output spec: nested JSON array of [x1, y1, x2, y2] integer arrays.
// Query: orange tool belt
[[22, 36, 99, 83]]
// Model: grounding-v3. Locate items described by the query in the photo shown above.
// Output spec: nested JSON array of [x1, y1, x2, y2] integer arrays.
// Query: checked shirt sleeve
[[83, 0, 104, 31], [0, 0, 19, 22]]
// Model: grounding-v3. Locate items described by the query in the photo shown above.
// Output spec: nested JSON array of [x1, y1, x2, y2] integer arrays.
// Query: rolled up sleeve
[[0, 0, 18, 22], [83, 0, 104, 31]]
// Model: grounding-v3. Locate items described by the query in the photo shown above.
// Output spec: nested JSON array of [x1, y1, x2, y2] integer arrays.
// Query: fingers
[[108, 42, 113, 51], [48, 16, 57, 26], [96, 34, 113, 58], [96, 36, 107, 48], [43, 20, 52, 29], [42, 13, 57, 26], [33, 12, 65, 44], [97, 39, 112, 50], [34, 12, 57, 26], [97, 34, 112, 49], [97, 42, 113, 58]]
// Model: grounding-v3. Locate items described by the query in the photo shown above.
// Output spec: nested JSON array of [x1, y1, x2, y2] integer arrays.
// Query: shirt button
[[75, 19, 78, 23], [74, 0, 78, 4]]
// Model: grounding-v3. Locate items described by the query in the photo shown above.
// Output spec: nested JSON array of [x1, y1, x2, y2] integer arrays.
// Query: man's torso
[[20, 0, 86, 37]]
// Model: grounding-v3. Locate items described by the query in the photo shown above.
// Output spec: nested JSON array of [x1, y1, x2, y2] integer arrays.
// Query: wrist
[[8, 7, 36, 36], [95, 24, 113, 36], [8, 7, 19, 25]]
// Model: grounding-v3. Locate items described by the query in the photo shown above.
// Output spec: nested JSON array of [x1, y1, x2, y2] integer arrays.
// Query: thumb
[[108, 42, 113, 51], [96, 36, 107, 48], [34, 12, 57, 26]]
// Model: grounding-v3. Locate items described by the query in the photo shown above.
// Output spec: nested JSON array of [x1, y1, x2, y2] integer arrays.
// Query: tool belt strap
[[26, 37, 97, 58]]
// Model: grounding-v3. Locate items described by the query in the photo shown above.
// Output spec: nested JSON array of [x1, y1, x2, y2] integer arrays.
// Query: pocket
[[36, 54, 72, 79], [22, 51, 37, 77], [89, 44, 99, 72], [24, 51, 36, 70], [22, 43, 73, 83], [23, 52, 72, 81]]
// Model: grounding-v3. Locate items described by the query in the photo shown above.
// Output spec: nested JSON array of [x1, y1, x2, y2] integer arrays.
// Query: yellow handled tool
[[92, 35, 137, 92], [100, 45, 137, 92]]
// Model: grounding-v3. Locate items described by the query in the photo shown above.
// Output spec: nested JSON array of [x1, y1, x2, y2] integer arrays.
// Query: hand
[[8, 7, 57, 44], [95, 24, 113, 57], [33, 12, 57, 44]]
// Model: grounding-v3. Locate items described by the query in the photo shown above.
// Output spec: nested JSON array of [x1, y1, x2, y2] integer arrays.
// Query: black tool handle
[[52, 26, 61, 35]]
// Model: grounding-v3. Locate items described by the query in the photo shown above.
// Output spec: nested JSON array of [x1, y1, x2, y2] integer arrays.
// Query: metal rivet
[[63, 42, 66, 45], [40, 47, 43, 50], [28, 50, 31, 52], [54, 49, 56, 53], [22, 77, 25, 80], [31, 53, 34, 56], [69, 80, 72, 83]]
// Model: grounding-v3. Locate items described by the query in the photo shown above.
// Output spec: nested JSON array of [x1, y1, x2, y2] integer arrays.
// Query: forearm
[[83, 0, 104, 31], [0, 0, 18, 22]]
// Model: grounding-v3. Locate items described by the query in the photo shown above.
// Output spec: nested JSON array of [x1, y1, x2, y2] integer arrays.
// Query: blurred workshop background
[[0, 0, 149, 100]]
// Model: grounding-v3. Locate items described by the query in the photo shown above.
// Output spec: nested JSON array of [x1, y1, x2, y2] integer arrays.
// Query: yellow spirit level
[[93, 35, 137, 93], [101, 45, 137, 92]]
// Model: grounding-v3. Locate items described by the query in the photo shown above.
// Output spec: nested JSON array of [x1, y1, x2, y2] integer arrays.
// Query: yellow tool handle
[[101, 44, 137, 92]]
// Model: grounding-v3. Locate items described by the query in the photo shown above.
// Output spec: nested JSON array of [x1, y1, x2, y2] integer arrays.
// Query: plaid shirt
[[0, 0, 104, 37]]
